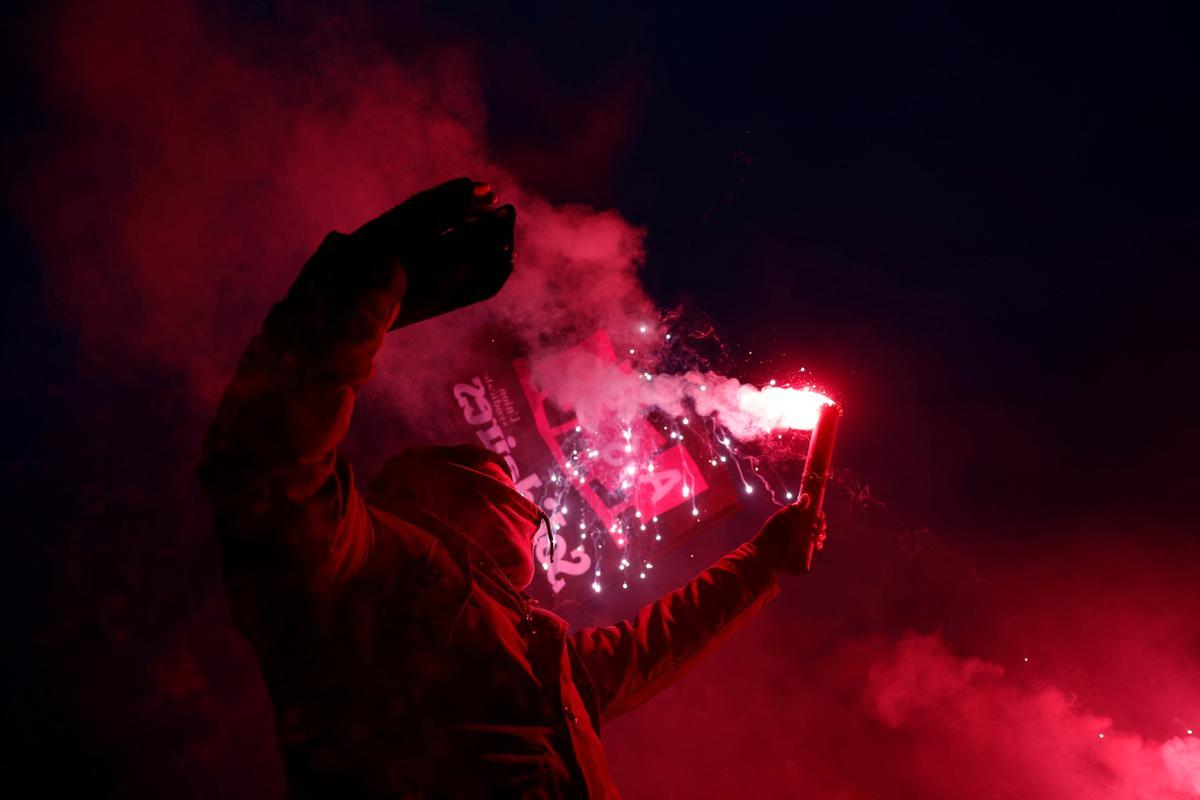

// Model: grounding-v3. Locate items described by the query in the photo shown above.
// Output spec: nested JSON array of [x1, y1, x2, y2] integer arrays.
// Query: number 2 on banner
[[534, 528, 592, 593]]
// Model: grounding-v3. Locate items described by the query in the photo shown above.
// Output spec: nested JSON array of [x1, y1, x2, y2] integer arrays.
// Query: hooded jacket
[[199, 231, 786, 798]]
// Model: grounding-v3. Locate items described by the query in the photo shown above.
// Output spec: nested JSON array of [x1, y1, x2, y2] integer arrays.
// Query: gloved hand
[[752, 494, 828, 575], [348, 177, 516, 329]]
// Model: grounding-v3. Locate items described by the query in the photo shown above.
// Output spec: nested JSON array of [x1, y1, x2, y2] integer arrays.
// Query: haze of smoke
[[21, 3, 1200, 799], [25, 0, 656, 433], [529, 345, 817, 441], [605, 623, 1200, 800], [865, 633, 1200, 799], [601, 523, 1200, 799]]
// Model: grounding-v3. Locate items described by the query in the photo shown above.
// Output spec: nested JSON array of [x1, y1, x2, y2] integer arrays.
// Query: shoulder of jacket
[[365, 504, 471, 568]]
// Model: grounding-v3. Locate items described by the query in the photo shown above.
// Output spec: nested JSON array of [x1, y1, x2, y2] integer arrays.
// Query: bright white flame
[[742, 386, 833, 431]]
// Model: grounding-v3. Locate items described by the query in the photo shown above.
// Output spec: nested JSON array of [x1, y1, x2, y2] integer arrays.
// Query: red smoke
[[17, 1, 1199, 797], [28, 0, 653, 415], [865, 633, 1198, 798], [602, 526, 1200, 799]]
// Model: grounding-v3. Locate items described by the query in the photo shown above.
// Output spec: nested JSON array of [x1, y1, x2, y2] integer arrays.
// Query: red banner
[[446, 329, 741, 607]]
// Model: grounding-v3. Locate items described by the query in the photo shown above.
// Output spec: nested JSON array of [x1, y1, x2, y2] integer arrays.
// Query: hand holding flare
[[793, 401, 842, 572], [755, 402, 842, 575]]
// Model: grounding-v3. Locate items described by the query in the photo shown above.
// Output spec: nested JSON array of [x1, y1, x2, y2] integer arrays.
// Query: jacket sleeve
[[197, 231, 404, 590], [569, 538, 783, 724]]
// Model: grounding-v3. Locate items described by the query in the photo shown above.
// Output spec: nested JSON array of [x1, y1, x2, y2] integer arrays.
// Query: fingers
[[470, 181, 498, 213], [353, 177, 504, 244], [414, 177, 497, 208], [768, 502, 809, 530], [463, 182, 507, 230], [405, 177, 477, 217], [453, 201, 516, 273], [401, 177, 492, 222], [758, 503, 830, 575]]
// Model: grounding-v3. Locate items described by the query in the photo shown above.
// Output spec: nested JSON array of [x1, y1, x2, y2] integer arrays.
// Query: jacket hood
[[367, 445, 545, 589]]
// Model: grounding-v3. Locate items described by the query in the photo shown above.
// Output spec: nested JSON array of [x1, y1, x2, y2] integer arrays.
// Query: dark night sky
[[503, 2, 1200, 523], [4, 1, 1199, 796]]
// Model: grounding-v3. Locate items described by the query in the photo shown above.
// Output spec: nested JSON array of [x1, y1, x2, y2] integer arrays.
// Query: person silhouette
[[199, 178, 826, 798]]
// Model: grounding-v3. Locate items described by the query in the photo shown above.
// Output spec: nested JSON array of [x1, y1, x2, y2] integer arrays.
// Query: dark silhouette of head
[[368, 444, 547, 589]]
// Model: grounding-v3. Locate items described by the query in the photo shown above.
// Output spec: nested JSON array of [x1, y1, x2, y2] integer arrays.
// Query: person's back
[[198, 179, 824, 797]]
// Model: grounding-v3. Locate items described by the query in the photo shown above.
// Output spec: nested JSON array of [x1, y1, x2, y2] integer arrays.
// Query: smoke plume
[[604, 529, 1200, 799], [529, 346, 830, 442], [864, 633, 1199, 799]]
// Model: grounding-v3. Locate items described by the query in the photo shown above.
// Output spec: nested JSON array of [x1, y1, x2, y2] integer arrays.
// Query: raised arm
[[570, 502, 825, 723], [198, 178, 513, 589]]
